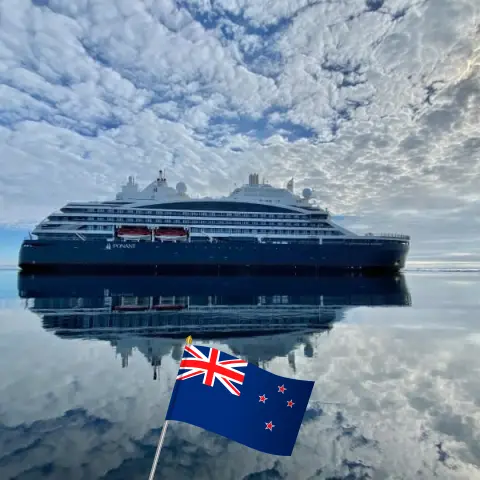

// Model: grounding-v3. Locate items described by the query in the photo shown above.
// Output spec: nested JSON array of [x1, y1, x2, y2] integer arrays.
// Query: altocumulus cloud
[[0, 0, 479, 260], [1, 305, 480, 479]]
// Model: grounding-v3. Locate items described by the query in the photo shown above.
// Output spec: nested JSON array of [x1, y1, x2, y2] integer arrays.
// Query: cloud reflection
[[1, 273, 480, 478]]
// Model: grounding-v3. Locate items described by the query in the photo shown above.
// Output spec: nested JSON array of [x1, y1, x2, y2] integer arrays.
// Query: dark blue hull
[[17, 271, 410, 301], [19, 237, 409, 272]]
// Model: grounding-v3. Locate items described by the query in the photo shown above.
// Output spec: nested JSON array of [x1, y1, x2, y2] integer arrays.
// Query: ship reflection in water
[[18, 272, 411, 378]]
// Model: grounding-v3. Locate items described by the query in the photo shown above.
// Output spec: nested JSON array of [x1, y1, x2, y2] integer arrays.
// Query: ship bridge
[[228, 173, 319, 210]]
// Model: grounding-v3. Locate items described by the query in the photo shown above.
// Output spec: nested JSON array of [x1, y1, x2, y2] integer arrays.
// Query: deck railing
[[365, 233, 410, 240]]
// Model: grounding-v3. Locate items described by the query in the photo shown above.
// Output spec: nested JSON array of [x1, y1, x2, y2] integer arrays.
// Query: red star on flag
[[278, 384, 287, 393], [287, 400, 295, 407], [259, 394, 268, 403], [265, 421, 275, 431]]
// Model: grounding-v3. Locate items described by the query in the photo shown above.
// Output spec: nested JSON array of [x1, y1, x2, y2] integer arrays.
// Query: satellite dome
[[302, 187, 313, 199], [176, 182, 187, 194]]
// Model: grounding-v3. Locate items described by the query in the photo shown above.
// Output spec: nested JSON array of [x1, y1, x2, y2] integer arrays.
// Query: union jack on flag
[[177, 344, 248, 396]]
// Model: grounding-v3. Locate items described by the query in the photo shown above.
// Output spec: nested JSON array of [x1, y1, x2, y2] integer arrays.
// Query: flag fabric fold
[[165, 344, 315, 456]]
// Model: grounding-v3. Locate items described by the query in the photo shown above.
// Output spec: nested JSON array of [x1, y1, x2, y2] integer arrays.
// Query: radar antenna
[[157, 169, 167, 184]]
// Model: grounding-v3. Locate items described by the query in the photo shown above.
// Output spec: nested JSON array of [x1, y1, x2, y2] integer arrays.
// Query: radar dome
[[302, 187, 313, 199], [176, 182, 187, 194]]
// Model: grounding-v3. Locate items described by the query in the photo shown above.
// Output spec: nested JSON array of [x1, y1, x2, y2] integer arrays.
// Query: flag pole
[[148, 335, 192, 480], [147, 419, 169, 480]]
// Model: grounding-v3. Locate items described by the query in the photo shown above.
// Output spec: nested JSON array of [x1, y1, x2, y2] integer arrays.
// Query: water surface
[[0, 270, 479, 479]]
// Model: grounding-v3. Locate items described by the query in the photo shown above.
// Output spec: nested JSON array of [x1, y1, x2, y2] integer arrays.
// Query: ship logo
[[105, 243, 112, 250]]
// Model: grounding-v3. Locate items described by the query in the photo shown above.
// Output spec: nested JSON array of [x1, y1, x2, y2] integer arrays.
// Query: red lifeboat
[[113, 305, 150, 312], [154, 227, 188, 241], [151, 304, 186, 311], [116, 226, 151, 240]]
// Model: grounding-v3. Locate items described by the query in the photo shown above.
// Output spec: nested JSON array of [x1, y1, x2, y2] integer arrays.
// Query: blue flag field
[[165, 343, 315, 456]]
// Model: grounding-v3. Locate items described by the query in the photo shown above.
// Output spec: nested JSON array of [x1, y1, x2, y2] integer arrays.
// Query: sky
[[0, 0, 479, 265]]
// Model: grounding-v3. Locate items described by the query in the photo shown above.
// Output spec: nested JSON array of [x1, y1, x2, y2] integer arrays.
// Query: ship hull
[[19, 238, 409, 273]]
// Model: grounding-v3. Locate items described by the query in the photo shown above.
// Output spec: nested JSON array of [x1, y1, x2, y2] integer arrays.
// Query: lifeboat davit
[[154, 227, 188, 241], [116, 226, 151, 240]]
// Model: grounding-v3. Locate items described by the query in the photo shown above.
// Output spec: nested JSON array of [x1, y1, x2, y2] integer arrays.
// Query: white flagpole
[[148, 335, 192, 480], [147, 420, 170, 480]]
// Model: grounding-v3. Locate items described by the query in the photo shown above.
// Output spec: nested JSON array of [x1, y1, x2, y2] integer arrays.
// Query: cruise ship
[[18, 170, 410, 272]]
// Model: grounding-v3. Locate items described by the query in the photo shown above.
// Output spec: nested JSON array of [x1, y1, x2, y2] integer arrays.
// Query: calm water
[[0, 269, 479, 480]]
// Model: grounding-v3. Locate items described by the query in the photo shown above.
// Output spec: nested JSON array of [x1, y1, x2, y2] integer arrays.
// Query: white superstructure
[[32, 169, 409, 244]]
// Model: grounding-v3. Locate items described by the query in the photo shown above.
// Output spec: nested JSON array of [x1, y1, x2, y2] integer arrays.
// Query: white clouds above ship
[[0, 0, 478, 257]]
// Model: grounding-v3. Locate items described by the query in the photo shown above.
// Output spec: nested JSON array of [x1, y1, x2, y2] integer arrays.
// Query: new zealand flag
[[165, 344, 315, 456]]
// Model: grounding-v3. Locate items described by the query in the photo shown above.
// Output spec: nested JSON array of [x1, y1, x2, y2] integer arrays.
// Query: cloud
[[1, 297, 480, 479], [0, 0, 478, 260]]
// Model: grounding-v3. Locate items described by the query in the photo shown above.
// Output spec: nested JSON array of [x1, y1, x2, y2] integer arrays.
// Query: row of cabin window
[[61, 208, 324, 219], [81, 225, 342, 235], [48, 216, 331, 227]]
